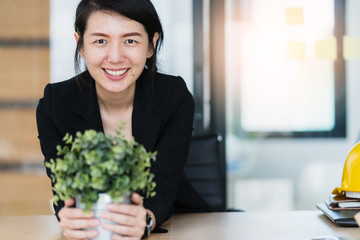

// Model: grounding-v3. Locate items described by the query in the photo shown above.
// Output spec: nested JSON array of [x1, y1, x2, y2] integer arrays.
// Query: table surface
[[1, 211, 360, 240]]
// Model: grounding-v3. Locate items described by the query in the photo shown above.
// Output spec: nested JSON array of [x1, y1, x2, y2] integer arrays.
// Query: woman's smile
[[103, 68, 130, 80]]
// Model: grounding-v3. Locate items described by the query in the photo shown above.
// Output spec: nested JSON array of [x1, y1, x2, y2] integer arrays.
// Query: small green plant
[[45, 128, 157, 212]]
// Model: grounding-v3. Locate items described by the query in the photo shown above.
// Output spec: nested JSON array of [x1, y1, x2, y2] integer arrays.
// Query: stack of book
[[326, 194, 360, 210], [316, 194, 360, 226]]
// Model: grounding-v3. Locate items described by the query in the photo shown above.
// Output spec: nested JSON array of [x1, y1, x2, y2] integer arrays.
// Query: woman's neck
[[96, 83, 136, 112], [95, 83, 135, 139]]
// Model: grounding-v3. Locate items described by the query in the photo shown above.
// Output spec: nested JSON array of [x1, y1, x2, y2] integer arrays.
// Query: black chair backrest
[[184, 134, 226, 212]]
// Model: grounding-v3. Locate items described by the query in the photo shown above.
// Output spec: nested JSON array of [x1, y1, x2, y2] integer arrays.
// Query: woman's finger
[[64, 198, 75, 207], [100, 208, 146, 227], [100, 211, 135, 226], [63, 228, 98, 240], [106, 203, 146, 217], [59, 207, 95, 220], [60, 217, 100, 230], [102, 222, 144, 238], [131, 193, 143, 206], [112, 235, 139, 240], [98, 194, 147, 239]]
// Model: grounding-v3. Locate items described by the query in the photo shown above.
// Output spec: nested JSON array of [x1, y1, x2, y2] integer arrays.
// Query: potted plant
[[46, 127, 156, 239]]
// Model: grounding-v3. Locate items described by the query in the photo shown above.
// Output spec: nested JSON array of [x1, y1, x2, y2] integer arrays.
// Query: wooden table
[[1, 211, 360, 240]]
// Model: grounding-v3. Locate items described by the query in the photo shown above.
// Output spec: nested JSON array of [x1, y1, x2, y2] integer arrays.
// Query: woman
[[36, 0, 209, 239]]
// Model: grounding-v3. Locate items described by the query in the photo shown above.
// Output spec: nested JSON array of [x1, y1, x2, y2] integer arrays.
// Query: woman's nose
[[107, 42, 125, 63]]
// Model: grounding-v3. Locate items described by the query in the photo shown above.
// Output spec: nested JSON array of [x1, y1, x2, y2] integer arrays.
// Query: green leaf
[[47, 126, 157, 212]]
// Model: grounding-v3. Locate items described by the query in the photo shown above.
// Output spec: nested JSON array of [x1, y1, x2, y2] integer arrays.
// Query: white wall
[[50, 0, 80, 83], [151, 0, 194, 92]]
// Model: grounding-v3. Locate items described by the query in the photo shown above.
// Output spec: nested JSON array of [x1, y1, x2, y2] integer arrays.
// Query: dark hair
[[74, 0, 164, 86]]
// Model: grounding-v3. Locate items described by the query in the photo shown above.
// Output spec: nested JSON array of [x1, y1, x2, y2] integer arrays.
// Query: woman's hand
[[58, 198, 100, 240], [100, 193, 147, 240]]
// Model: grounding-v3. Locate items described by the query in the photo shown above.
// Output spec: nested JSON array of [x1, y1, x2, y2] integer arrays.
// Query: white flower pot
[[76, 193, 131, 240]]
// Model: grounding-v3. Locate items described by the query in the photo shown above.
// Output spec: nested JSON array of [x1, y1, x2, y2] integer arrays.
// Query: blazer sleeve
[[36, 83, 65, 217], [143, 77, 195, 227]]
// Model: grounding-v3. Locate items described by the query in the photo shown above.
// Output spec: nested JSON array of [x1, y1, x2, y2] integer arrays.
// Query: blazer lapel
[[132, 80, 163, 151], [69, 81, 104, 134], [66, 72, 162, 152]]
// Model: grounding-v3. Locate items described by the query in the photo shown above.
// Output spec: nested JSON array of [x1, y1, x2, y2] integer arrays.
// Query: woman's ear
[[74, 32, 85, 58], [147, 32, 160, 58]]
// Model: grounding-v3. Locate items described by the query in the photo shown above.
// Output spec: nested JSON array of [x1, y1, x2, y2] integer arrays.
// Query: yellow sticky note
[[286, 8, 304, 25], [315, 37, 337, 60], [287, 41, 306, 59], [343, 36, 360, 60]]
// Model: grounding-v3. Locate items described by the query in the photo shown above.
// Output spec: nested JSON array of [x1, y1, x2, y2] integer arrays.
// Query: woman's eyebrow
[[89, 32, 142, 38], [90, 32, 109, 37], [122, 32, 142, 37]]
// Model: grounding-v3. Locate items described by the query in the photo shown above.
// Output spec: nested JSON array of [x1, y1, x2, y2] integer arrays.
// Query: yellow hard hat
[[332, 142, 360, 195]]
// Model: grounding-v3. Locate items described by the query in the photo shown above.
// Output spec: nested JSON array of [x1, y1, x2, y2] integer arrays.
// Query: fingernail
[[90, 230, 99, 237], [100, 211, 109, 218], [91, 219, 100, 226], [107, 203, 115, 209], [113, 235, 121, 240], [102, 222, 111, 230]]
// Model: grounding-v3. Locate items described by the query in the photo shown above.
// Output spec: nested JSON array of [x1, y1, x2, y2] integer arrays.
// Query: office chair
[[183, 133, 227, 212]]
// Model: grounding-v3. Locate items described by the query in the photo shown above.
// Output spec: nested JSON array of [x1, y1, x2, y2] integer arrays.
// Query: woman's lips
[[103, 68, 129, 80], [103, 68, 129, 77]]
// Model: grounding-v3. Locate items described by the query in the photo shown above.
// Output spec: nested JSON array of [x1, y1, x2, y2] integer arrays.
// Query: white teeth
[[104, 69, 128, 76]]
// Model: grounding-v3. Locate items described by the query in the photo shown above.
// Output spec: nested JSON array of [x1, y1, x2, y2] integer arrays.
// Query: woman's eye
[[125, 39, 136, 44], [95, 39, 106, 44]]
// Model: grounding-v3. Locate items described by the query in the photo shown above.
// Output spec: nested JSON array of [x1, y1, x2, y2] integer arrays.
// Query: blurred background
[[0, 0, 359, 216]]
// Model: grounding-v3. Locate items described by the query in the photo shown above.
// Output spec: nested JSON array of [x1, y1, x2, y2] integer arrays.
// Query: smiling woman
[[74, 11, 160, 139], [36, 0, 209, 240]]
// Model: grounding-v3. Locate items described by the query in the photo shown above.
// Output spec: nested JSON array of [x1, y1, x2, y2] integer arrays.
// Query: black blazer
[[36, 71, 210, 228]]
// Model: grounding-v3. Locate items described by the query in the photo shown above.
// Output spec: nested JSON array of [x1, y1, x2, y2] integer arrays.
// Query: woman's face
[[76, 11, 157, 94]]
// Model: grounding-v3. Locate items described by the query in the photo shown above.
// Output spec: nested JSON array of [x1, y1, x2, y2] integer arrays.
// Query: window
[[225, 0, 346, 138]]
